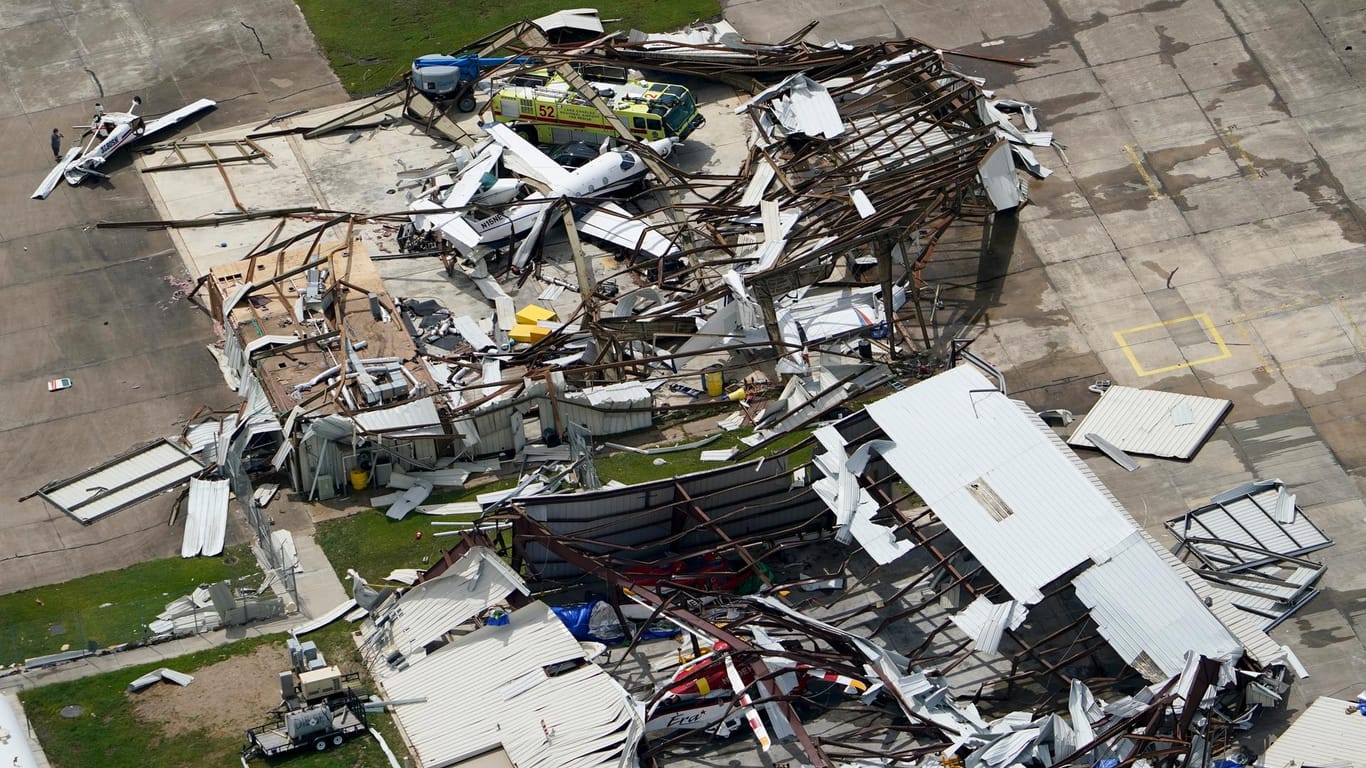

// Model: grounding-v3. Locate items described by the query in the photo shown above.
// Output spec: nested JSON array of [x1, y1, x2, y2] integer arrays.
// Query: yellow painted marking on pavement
[[1113, 312, 1231, 376], [1223, 124, 1264, 178], [1122, 144, 1165, 200]]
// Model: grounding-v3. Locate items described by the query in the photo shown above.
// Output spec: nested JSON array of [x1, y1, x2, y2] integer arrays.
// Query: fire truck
[[490, 75, 704, 145]]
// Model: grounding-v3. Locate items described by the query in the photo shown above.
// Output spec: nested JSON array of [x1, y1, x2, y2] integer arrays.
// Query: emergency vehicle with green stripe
[[490, 75, 704, 144]]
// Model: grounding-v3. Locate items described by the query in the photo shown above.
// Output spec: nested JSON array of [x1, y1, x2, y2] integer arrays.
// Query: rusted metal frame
[[609, 589, 681, 675], [243, 214, 350, 262], [865, 543, 966, 634], [896, 617, 964, 666], [826, 90, 983, 174], [674, 481, 774, 589], [922, 634, 979, 673], [95, 206, 324, 229], [818, 735, 949, 761], [863, 482, 1087, 690], [876, 564, 986, 632], [141, 140, 269, 172], [518, 520, 834, 768]]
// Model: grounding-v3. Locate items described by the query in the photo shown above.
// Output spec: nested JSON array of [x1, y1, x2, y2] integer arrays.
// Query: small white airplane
[[407, 122, 679, 275], [32, 96, 216, 200]]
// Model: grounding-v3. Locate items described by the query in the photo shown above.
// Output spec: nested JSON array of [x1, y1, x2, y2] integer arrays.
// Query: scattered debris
[[127, 667, 194, 692]]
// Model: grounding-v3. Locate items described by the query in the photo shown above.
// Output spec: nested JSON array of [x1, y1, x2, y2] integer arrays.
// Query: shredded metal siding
[[376, 601, 641, 768], [1259, 697, 1366, 768], [39, 438, 204, 524], [1066, 386, 1231, 460]]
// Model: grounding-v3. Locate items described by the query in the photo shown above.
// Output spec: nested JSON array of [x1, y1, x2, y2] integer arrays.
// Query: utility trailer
[[242, 691, 368, 759]]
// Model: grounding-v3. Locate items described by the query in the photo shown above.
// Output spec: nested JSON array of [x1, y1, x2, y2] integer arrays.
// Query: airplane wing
[[142, 98, 216, 138], [575, 201, 678, 259], [441, 143, 503, 207], [32, 147, 82, 199], [483, 122, 575, 190]]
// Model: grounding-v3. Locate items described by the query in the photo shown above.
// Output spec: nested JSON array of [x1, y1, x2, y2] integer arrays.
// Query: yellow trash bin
[[349, 468, 370, 491], [702, 369, 725, 397]]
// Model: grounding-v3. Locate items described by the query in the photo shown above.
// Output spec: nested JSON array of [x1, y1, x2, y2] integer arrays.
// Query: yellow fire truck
[[490, 75, 705, 144]]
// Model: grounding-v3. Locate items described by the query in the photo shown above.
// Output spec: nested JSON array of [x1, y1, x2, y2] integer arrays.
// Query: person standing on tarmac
[[50, 128, 63, 160]]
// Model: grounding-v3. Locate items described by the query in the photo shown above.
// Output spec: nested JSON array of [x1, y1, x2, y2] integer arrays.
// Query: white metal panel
[[865, 366, 1135, 604], [364, 547, 527, 664], [377, 601, 641, 768], [1067, 386, 1231, 460], [190, 478, 230, 557], [40, 439, 204, 523], [1044, 405, 1283, 665], [354, 398, 445, 438], [1259, 697, 1366, 768], [1072, 532, 1242, 679]]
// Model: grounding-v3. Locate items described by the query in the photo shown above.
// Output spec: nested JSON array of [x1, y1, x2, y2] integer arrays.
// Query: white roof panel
[[378, 601, 641, 768], [1073, 532, 1242, 677], [865, 366, 1136, 604], [863, 366, 1274, 677], [1067, 385, 1231, 460], [40, 438, 204, 523], [1259, 697, 1366, 768], [353, 397, 445, 438], [364, 547, 527, 666]]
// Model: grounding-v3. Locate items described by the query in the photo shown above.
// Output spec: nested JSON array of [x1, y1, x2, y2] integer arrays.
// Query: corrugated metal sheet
[[865, 366, 1135, 604], [1167, 482, 1332, 568], [1041, 400, 1283, 666], [1066, 386, 1231, 460], [364, 548, 526, 665], [40, 439, 204, 524], [377, 601, 641, 768], [1259, 697, 1366, 768], [1072, 532, 1241, 677], [182, 478, 230, 558], [354, 398, 445, 438], [520, 458, 825, 579]]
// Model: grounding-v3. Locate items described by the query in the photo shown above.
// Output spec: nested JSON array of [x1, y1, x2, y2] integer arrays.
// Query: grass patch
[[316, 480, 517, 585], [315, 429, 813, 582], [297, 0, 723, 94], [22, 625, 403, 768], [0, 546, 258, 666]]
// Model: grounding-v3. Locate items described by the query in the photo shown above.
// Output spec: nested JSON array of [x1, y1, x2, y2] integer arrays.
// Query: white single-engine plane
[[32, 96, 216, 200], [408, 122, 680, 277]]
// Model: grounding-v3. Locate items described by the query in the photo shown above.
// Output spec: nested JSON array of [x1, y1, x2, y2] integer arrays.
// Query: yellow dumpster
[[349, 468, 370, 491]]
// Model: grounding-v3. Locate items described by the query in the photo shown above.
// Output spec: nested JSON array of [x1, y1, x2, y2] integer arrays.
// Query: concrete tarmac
[[726, 0, 1366, 723], [0, 0, 347, 593]]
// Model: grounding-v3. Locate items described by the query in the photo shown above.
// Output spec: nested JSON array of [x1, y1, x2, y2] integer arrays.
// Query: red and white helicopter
[[32, 96, 216, 200], [645, 638, 870, 747]]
